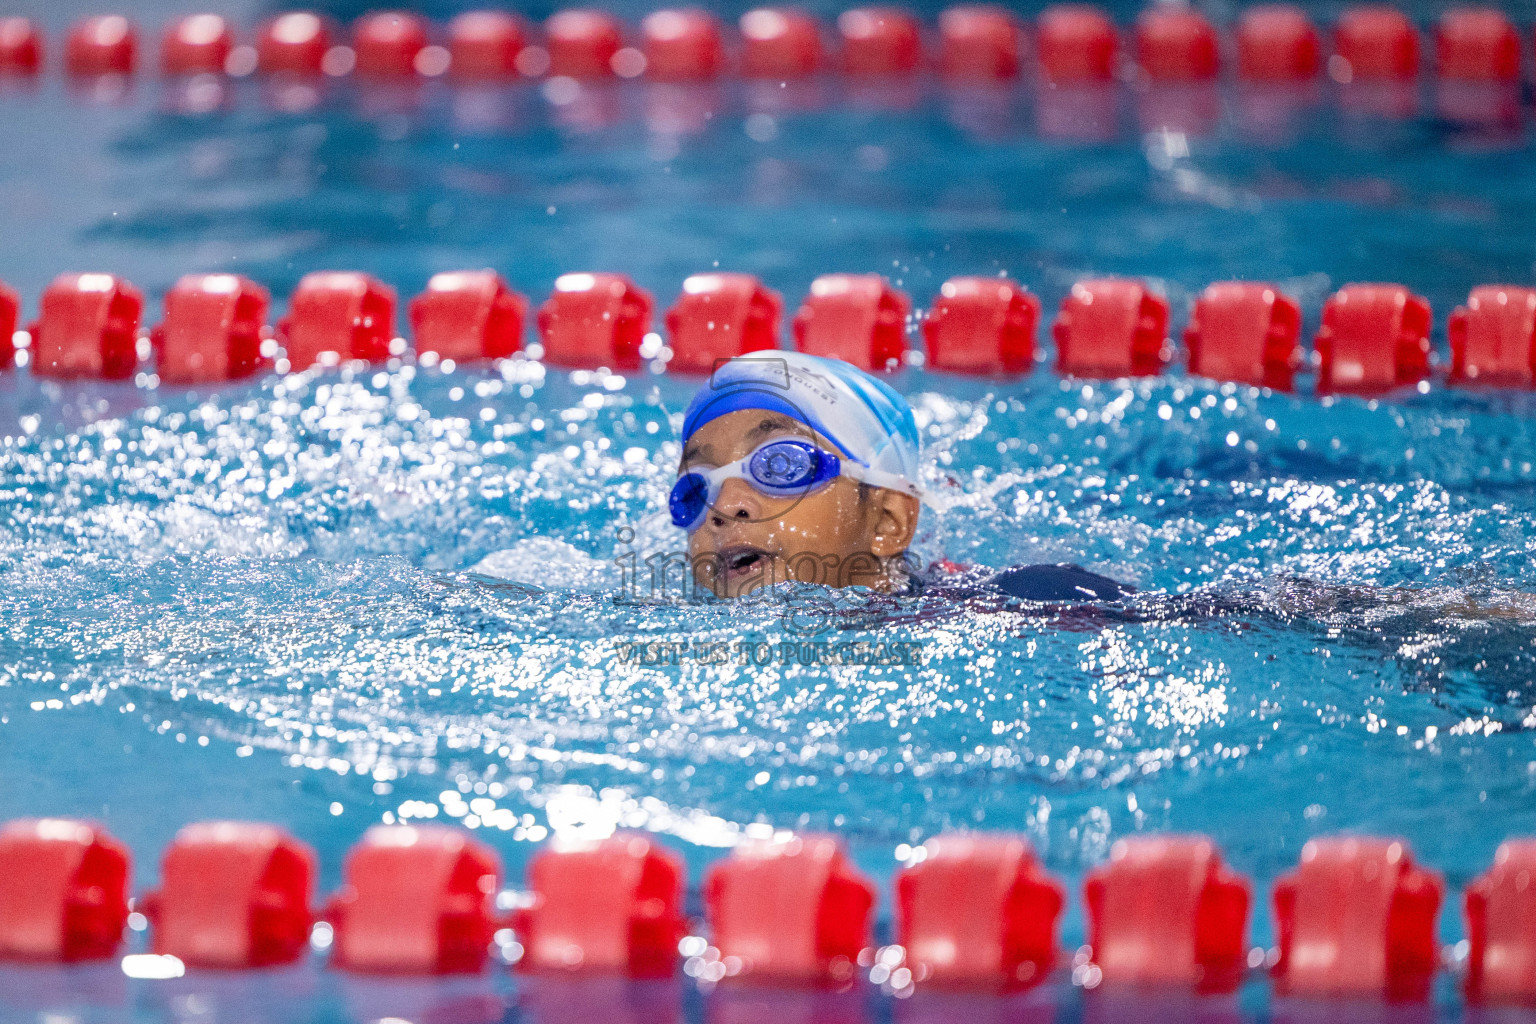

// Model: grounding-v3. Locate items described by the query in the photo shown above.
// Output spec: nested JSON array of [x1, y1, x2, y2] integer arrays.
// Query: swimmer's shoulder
[[988, 562, 1132, 601], [911, 560, 1133, 602]]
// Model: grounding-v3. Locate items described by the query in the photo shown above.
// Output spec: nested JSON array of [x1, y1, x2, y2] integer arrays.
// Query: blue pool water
[[5, 1, 1536, 1020]]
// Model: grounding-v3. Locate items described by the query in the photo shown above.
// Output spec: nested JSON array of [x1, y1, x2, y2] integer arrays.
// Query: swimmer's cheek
[[690, 553, 723, 597], [840, 550, 884, 589]]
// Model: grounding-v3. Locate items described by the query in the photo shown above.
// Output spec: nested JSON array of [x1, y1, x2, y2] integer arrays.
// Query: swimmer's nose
[[709, 478, 762, 527]]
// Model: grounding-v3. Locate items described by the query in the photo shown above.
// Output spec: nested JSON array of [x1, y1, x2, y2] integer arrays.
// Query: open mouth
[[718, 545, 772, 581]]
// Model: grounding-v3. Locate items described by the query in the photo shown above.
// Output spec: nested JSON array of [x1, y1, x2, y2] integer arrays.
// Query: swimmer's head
[[673, 351, 922, 598]]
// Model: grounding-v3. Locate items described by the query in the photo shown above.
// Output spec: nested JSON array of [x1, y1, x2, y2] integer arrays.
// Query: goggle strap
[[841, 462, 923, 498]]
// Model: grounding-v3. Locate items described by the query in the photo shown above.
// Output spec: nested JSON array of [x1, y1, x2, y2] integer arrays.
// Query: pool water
[[5, 1, 1536, 1020]]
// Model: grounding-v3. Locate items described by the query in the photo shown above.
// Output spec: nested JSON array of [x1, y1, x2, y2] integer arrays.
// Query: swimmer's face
[[677, 410, 921, 599]]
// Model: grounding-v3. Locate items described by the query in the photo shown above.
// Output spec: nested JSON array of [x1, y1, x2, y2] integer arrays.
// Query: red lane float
[[1135, 8, 1220, 82], [410, 270, 527, 363], [895, 834, 1063, 988], [515, 833, 686, 977], [664, 272, 782, 373], [546, 10, 625, 79], [1272, 836, 1443, 1000], [326, 824, 501, 975], [448, 12, 527, 79], [538, 272, 653, 370], [739, 8, 824, 78], [793, 274, 909, 372], [0, 280, 16, 371], [838, 7, 922, 76], [1465, 840, 1536, 1004], [1184, 281, 1303, 390], [0, 17, 44, 75], [1036, 5, 1118, 84], [642, 9, 725, 81], [30, 273, 144, 380], [1237, 4, 1320, 82], [703, 833, 875, 982], [353, 11, 430, 77], [154, 274, 270, 384], [1334, 6, 1420, 81], [1314, 283, 1431, 393], [143, 822, 314, 968], [1449, 285, 1536, 388], [937, 5, 1023, 81], [1052, 278, 1169, 378], [1435, 8, 1520, 82], [66, 16, 138, 76], [1082, 835, 1250, 992], [922, 276, 1038, 374], [160, 14, 233, 76], [0, 819, 130, 962], [257, 12, 331, 75], [279, 271, 396, 371]]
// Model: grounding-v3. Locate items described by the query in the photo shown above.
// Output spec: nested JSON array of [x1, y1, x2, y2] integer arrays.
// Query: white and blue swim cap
[[679, 351, 923, 497]]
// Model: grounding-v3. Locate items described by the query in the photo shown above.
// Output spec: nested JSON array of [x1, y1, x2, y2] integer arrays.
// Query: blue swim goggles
[[670, 437, 917, 531]]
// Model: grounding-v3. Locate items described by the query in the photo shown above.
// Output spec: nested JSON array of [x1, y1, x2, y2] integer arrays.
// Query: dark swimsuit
[[905, 561, 1132, 603], [987, 563, 1131, 601]]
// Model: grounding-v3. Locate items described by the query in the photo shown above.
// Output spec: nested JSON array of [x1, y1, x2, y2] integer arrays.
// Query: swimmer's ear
[[867, 489, 920, 559]]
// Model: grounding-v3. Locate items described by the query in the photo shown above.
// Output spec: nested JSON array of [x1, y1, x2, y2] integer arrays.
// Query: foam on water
[[4, 361, 1536, 933]]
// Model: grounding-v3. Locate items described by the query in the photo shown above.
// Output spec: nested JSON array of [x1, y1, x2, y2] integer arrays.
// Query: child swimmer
[[672, 350, 1128, 602]]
